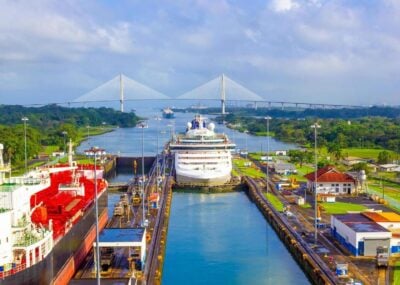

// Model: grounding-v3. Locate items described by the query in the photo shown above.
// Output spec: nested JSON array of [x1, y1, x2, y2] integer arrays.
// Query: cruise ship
[[169, 115, 235, 186]]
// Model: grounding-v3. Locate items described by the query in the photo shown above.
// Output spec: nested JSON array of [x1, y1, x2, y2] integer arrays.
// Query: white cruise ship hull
[[175, 171, 231, 186], [174, 159, 232, 186]]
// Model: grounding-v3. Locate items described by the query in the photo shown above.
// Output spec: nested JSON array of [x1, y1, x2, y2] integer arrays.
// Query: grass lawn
[[394, 261, 400, 285], [42, 145, 60, 155], [233, 158, 266, 178], [253, 131, 275, 137], [342, 148, 395, 160], [320, 201, 367, 214], [368, 179, 400, 202], [300, 203, 312, 209], [264, 193, 284, 212], [287, 164, 314, 182]]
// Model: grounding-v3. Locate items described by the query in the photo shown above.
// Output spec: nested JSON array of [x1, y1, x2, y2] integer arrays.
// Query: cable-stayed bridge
[[68, 73, 363, 113], [73, 74, 170, 112]]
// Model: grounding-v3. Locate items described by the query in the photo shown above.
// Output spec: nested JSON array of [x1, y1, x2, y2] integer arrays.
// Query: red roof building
[[304, 165, 356, 195]]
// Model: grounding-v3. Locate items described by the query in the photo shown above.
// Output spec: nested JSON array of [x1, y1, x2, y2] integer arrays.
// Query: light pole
[[244, 130, 249, 160], [155, 116, 162, 178], [21, 117, 29, 173], [138, 122, 148, 227], [265, 116, 272, 194], [86, 125, 90, 141], [62, 131, 68, 154], [84, 146, 106, 285], [311, 122, 321, 245]]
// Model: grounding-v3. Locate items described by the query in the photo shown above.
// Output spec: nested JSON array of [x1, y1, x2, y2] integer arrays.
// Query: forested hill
[[182, 106, 400, 119], [0, 104, 140, 128], [0, 105, 140, 166]]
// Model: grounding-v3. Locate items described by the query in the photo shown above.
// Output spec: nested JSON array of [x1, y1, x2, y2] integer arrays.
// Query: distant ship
[[162, 107, 175, 119], [169, 115, 235, 186], [0, 142, 108, 285]]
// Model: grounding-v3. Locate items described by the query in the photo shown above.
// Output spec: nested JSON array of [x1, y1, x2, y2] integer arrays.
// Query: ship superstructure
[[169, 115, 235, 186], [0, 142, 108, 284], [162, 107, 175, 119]]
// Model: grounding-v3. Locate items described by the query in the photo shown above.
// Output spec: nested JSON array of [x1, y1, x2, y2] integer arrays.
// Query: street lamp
[[264, 116, 272, 194], [244, 130, 249, 160], [84, 146, 106, 285], [86, 125, 90, 141], [62, 131, 68, 154], [311, 122, 321, 245], [138, 122, 148, 227], [155, 116, 162, 179], [21, 117, 29, 173]]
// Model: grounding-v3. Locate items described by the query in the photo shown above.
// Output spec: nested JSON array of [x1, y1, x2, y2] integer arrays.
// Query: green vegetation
[[233, 157, 266, 178], [221, 113, 400, 161], [300, 203, 312, 209], [368, 179, 400, 203], [254, 131, 275, 136], [0, 104, 140, 168], [320, 202, 367, 214], [288, 164, 314, 182], [394, 261, 400, 285], [342, 148, 394, 160], [264, 193, 284, 212]]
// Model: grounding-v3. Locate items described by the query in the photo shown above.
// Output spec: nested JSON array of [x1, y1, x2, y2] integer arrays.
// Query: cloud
[[0, 0, 134, 62], [0, 0, 399, 105], [270, 0, 299, 13]]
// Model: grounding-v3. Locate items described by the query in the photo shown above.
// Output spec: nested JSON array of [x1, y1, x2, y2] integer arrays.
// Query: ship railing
[[13, 229, 50, 247], [0, 262, 27, 279]]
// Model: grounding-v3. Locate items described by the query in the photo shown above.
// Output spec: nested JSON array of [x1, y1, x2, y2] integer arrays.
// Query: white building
[[304, 165, 356, 195], [331, 214, 391, 256]]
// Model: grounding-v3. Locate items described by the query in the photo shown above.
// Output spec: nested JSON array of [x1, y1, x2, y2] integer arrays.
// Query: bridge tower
[[221, 74, 226, 114], [120, 73, 124, 112]]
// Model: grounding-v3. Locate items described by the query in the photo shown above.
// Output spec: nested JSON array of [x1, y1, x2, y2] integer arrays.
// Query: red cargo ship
[[0, 143, 108, 285]]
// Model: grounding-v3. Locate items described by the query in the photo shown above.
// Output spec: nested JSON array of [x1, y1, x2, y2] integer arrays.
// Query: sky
[[0, 0, 399, 106]]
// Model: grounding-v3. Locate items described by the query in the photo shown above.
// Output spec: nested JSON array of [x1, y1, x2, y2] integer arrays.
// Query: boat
[[168, 115, 236, 186], [162, 107, 175, 119], [0, 141, 108, 285]]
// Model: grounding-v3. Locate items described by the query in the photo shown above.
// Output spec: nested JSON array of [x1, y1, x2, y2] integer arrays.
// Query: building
[[304, 165, 356, 195], [331, 212, 400, 256], [272, 162, 297, 175], [275, 150, 287, 156], [331, 214, 391, 256], [378, 164, 399, 172]]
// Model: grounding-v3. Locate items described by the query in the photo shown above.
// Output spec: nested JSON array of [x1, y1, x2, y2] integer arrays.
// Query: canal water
[[78, 108, 309, 284], [162, 192, 310, 285]]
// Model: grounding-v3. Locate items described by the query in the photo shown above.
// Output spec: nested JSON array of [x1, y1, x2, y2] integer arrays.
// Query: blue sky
[[0, 0, 399, 105]]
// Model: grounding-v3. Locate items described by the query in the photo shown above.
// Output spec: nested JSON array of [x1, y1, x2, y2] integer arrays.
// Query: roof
[[97, 228, 145, 244], [274, 163, 296, 170], [379, 164, 398, 168], [304, 165, 356, 183], [334, 214, 389, 233], [363, 212, 400, 223]]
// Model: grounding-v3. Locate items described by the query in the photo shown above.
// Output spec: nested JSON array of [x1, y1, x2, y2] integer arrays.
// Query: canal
[[162, 192, 310, 285], [79, 108, 309, 284]]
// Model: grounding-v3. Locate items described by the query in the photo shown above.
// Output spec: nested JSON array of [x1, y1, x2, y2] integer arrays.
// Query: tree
[[350, 162, 371, 175], [327, 142, 342, 161], [377, 150, 393, 164]]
